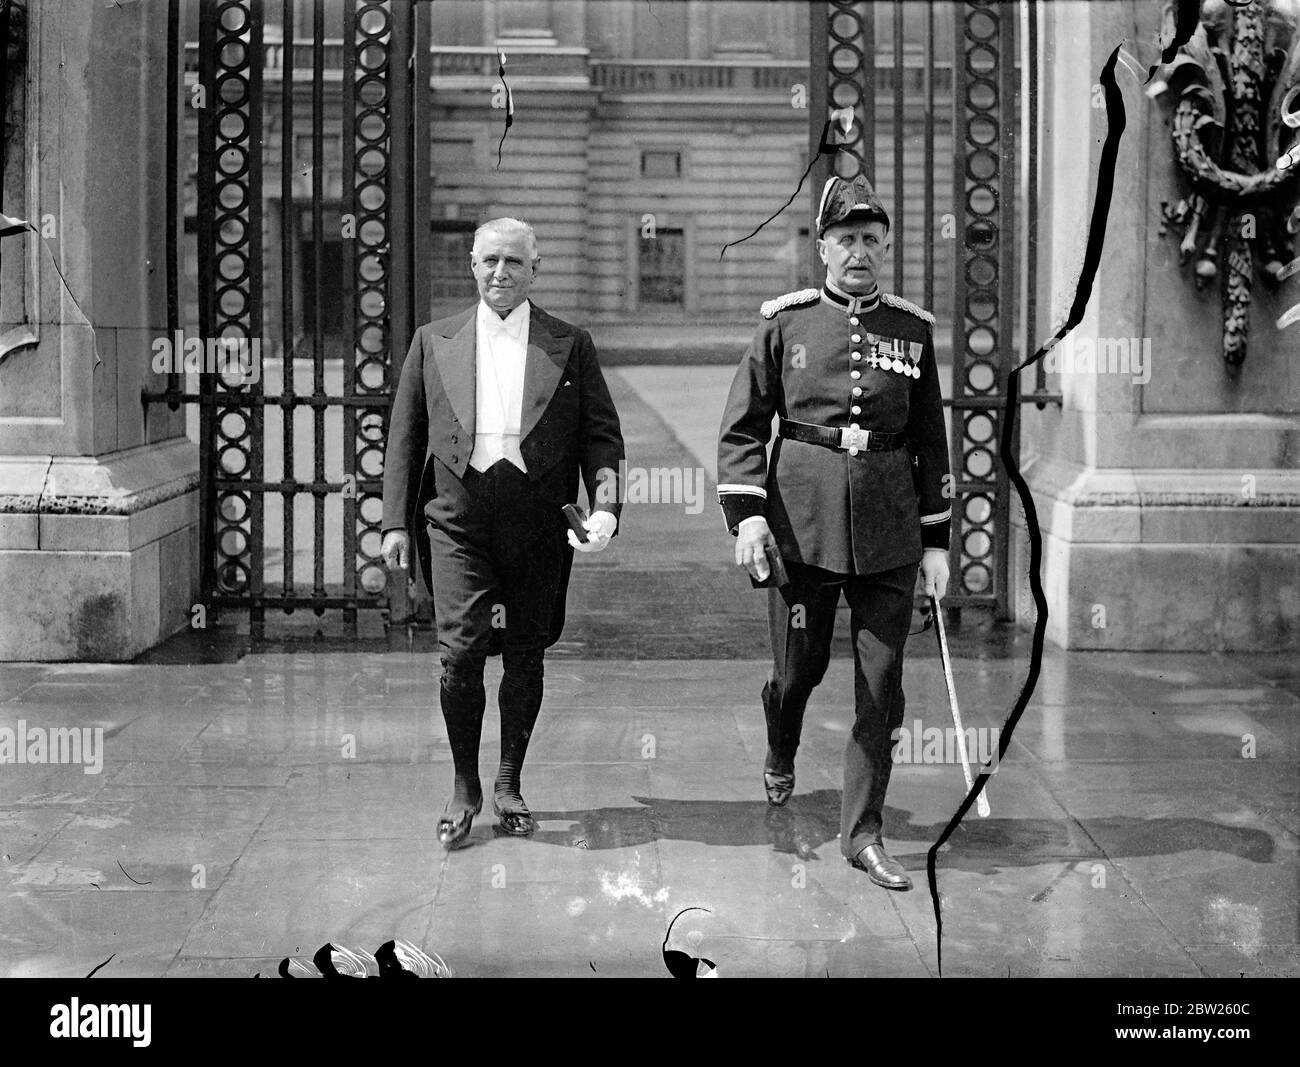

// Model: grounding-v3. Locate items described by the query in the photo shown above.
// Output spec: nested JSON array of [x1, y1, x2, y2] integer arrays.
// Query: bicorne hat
[[816, 175, 890, 236]]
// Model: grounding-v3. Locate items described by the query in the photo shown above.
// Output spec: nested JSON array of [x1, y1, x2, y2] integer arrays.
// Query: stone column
[[0, 0, 198, 660], [1014, 0, 1299, 651]]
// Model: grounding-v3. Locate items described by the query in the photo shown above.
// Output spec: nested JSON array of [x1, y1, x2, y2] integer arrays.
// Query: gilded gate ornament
[[1150, 0, 1300, 369]]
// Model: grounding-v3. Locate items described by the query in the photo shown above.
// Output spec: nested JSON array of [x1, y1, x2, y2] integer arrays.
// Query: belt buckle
[[840, 426, 871, 451]]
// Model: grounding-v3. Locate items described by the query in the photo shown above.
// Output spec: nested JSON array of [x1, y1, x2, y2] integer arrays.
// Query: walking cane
[[930, 596, 990, 818]]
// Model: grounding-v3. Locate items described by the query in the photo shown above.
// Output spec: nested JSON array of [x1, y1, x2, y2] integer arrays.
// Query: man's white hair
[[472, 217, 539, 262]]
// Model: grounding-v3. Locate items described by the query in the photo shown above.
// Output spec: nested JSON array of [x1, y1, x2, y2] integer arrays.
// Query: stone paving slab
[[0, 652, 1294, 978]]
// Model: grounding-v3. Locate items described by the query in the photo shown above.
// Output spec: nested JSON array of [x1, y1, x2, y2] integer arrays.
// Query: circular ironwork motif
[[954, 2, 1006, 599], [207, 1, 259, 600], [348, 4, 396, 601]]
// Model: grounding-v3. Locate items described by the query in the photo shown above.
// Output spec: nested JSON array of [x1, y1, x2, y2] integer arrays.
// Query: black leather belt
[[778, 419, 906, 453]]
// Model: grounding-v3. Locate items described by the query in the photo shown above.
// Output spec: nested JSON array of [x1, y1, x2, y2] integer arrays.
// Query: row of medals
[[862, 333, 922, 380]]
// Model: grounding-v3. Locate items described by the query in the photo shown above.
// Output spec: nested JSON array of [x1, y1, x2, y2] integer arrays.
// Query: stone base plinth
[[1013, 457, 1300, 651], [0, 440, 199, 661]]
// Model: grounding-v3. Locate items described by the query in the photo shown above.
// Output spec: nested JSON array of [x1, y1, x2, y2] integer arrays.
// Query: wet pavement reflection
[[0, 645, 1295, 978]]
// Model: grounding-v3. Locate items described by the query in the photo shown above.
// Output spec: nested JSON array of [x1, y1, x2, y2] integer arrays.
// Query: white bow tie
[[487, 313, 523, 339]]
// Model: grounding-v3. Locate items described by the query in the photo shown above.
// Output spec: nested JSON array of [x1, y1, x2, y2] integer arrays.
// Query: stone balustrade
[[181, 42, 955, 95]]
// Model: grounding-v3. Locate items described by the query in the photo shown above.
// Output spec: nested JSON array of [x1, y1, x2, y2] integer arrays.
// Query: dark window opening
[[301, 238, 344, 340], [640, 150, 682, 178], [430, 220, 478, 311], [296, 206, 344, 359], [795, 226, 811, 289], [639, 226, 684, 307], [432, 139, 475, 170]]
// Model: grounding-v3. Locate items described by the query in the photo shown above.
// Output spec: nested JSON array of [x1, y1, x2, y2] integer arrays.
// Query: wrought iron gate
[[148, 0, 1037, 635], [811, 0, 1040, 618], [147, 0, 430, 636]]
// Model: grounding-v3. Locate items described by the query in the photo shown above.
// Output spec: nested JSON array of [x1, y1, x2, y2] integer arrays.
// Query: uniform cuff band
[[920, 522, 951, 551]]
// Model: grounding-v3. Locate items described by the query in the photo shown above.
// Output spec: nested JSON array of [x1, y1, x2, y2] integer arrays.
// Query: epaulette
[[760, 288, 820, 319], [881, 293, 935, 326]]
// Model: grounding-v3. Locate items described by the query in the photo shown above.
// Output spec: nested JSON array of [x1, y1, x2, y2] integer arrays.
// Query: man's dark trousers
[[762, 558, 915, 859], [426, 459, 565, 811]]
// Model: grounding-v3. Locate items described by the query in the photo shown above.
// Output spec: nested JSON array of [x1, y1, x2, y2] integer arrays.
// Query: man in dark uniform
[[380, 217, 624, 848], [716, 176, 951, 891]]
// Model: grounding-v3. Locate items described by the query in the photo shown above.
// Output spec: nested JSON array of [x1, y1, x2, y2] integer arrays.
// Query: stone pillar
[[0, 0, 198, 660], [1015, 0, 1299, 651]]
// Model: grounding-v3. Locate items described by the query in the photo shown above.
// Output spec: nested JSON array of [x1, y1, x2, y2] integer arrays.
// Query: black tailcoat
[[381, 304, 624, 645]]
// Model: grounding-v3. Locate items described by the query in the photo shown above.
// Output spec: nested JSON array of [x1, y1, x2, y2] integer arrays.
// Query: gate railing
[[148, 1, 1056, 635], [812, 0, 1057, 620], [145, 0, 430, 637]]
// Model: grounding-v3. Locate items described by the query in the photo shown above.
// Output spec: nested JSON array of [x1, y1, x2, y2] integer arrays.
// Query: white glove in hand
[[568, 510, 617, 553], [381, 530, 410, 571], [920, 547, 950, 600], [735, 516, 775, 581]]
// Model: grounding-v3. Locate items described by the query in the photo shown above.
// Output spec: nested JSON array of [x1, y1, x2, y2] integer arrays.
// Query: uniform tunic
[[717, 284, 951, 572]]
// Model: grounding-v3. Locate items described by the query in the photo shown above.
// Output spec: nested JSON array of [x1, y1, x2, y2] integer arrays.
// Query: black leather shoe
[[764, 770, 795, 807], [437, 796, 482, 848], [493, 799, 538, 836], [848, 843, 912, 891]]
